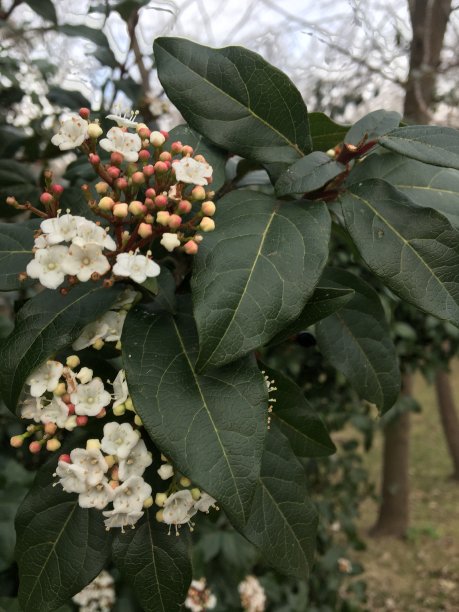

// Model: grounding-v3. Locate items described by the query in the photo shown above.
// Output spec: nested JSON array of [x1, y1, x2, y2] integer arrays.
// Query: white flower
[[162, 490, 197, 526], [26, 245, 68, 289], [40, 396, 69, 428], [76, 367, 93, 384], [113, 252, 160, 284], [112, 369, 129, 409], [62, 243, 110, 282], [157, 464, 174, 480], [40, 213, 81, 244], [55, 460, 87, 494], [238, 575, 266, 612], [185, 578, 217, 612], [78, 480, 114, 510], [71, 377, 111, 417], [26, 360, 64, 397], [34, 234, 48, 249], [72, 219, 116, 251], [98, 310, 126, 342], [174, 157, 212, 186], [160, 232, 181, 252], [103, 508, 143, 532], [106, 111, 138, 129], [194, 492, 217, 513], [51, 114, 88, 150], [118, 439, 152, 480], [113, 475, 151, 513], [99, 127, 142, 162], [112, 287, 139, 310], [20, 397, 43, 422], [70, 447, 108, 486], [72, 571, 116, 610], [72, 319, 109, 351], [101, 422, 140, 460]]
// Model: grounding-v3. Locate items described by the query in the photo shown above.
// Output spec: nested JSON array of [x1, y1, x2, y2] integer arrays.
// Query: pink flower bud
[[59, 453, 71, 463], [95, 181, 109, 194], [191, 186, 206, 200], [107, 166, 121, 179], [79, 107, 90, 119], [131, 171, 145, 185], [29, 441, 41, 454], [171, 141, 183, 154], [154, 194, 168, 208], [168, 214, 182, 229], [128, 200, 146, 215], [76, 416, 88, 427], [183, 240, 198, 255], [150, 131, 166, 147], [145, 188, 156, 199], [10, 435, 23, 448], [138, 222, 153, 238], [178, 199, 192, 214], [200, 217, 215, 232], [115, 177, 128, 191], [138, 126, 151, 139], [143, 165, 155, 178], [194, 154, 206, 163], [160, 130, 169, 139], [66, 402, 75, 415], [201, 200, 216, 216], [156, 211, 170, 226], [154, 161, 168, 174], [99, 196, 115, 211], [182, 145, 193, 156], [159, 151, 172, 162], [113, 203, 129, 218], [96, 408, 106, 418], [89, 153, 100, 165], [44, 422, 57, 435], [111, 151, 124, 166], [144, 198, 154, 210], [51, 184, 64, 196], [138, 149, 151, 162], [46, 438, 61, 452], [40, 192, 54, 206]]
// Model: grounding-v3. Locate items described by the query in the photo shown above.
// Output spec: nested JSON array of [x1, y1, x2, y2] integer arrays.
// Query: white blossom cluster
[[238, 575, 267, 612], [262, 371, 277, 429], [55, 421, 153, 532], [184, 578, 217, 612], [72, 570, 115, 612]]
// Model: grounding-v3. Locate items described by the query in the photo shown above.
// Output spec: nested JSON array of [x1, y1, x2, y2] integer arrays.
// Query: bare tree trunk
[[404, 0, 452, 123], [434, 370, 459, 480], [370, 374, 413, 538]]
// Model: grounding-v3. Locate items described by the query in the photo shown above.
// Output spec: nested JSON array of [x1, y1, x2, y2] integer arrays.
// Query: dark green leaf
[[192, 190, 330, 369], [308, 112, 348, 151], [316, 268, 400, 412], [47, 86, 90, 110], [348, 151, 459, 228], [268, 286, 354, 346], [0, 283, 122, 411], [167, 124, 227, 191], [16, 459, 112, 612], [242, 426, 318, 579], [341, 179, 459, 327], [275, 151, 345, 197], [0, 222, 36, 290], [59, 24, 110, 48], [0, 160, 40, 214], [113, 510, 192, 612], [345, 110, 401, 146], [154, 37, 311, 165], [262, 365, 335, 457], [379, 125, 459, 170], [122, 299, 267, 528], [25, 0, 57, 22]]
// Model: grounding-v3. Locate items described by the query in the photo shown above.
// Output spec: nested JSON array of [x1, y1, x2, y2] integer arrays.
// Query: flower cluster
[[262, 371, 277, 429], [238, 575, 267, 612], [184, 578, 217, 612], [72, 570, 116, 612], [54, 422, 153, 532]]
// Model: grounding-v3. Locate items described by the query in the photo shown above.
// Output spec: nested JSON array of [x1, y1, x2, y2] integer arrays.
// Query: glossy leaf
[[0, 283, 122, 411], [242, 426, 318, 578], [344, 109, 401, 146], [340, 179, 459, 327], [15, 460, 112, 612], [275, 152, 345, 197], [154, 37, 311, 165], [268, 286, 354, 346], [0, 222, 37, 290], [263, 365, 335, 457], [192, 190, 331, 370], [347, 151, 459, 228], [122, 299, 267, 528], [113, 510, 192, 612], [379, 125, 459, 170], [308, 112, 348, 151], [316, 268, 400, 412]]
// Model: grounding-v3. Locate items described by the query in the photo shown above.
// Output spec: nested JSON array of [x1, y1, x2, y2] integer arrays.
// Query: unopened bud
[[86, 438, 101, 451], [150, 131, 166, 147], [138, 126, 151, 139], [53, 382, 66, 396], [154, 194, 168, 208], [40, 192, 54, 206], [143, 164, 155, 178], [44, 422, 58, 435], [46, 438, 61, 452], [134, 415, 143, 426], [105, 455, 116, 469], [115, 177, 128, 191], [201, 201, 216, 216], [154, 161, 168, 174], [125, 397, 135, 412], [128, 200, 146, 216], [10, 435, 23, 448], [194, 154, 206, 163], [51, 184, 64, 197], [180, 476, 191, 487], [95, 181, 110, 194], [79, 107, 90, 120], [191, 487, 201, 501], [159, 151, 172, 162], [107, 166, 121, 179], [111, 151, 124, 166], [168, 214, 182, 229], [66, 402, 75, 415], [76, 415, 88, 427], [171, 141, 183, 154], [156, 211, 170, 226], [143, 495, 154, 509], [131, 171, 145, 185], [65, 415, 77, 430], [181, 145, 193, 156], [29, 441, 41, 454], [178, 199, 192, 214], [191, 186, 206, 200], [96, 408, 106, 419], [59, 453, 71, 463], [199, 217, 215, 232], [66, 354, 80, 368], [145, 187, 156, 199], [88, 123, 103, 138], [111, 465, 119, 481], [183, 240, 198, 255], [138, 223, 153, 239], [138, 149, 150, 162], [113, 403, 126, 416], [113, 203, 128, 218], [89, 153, 100, 165], [99, 196, 115, 211], [156, 509, 164, 522], [155, 493, 167, 507]]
